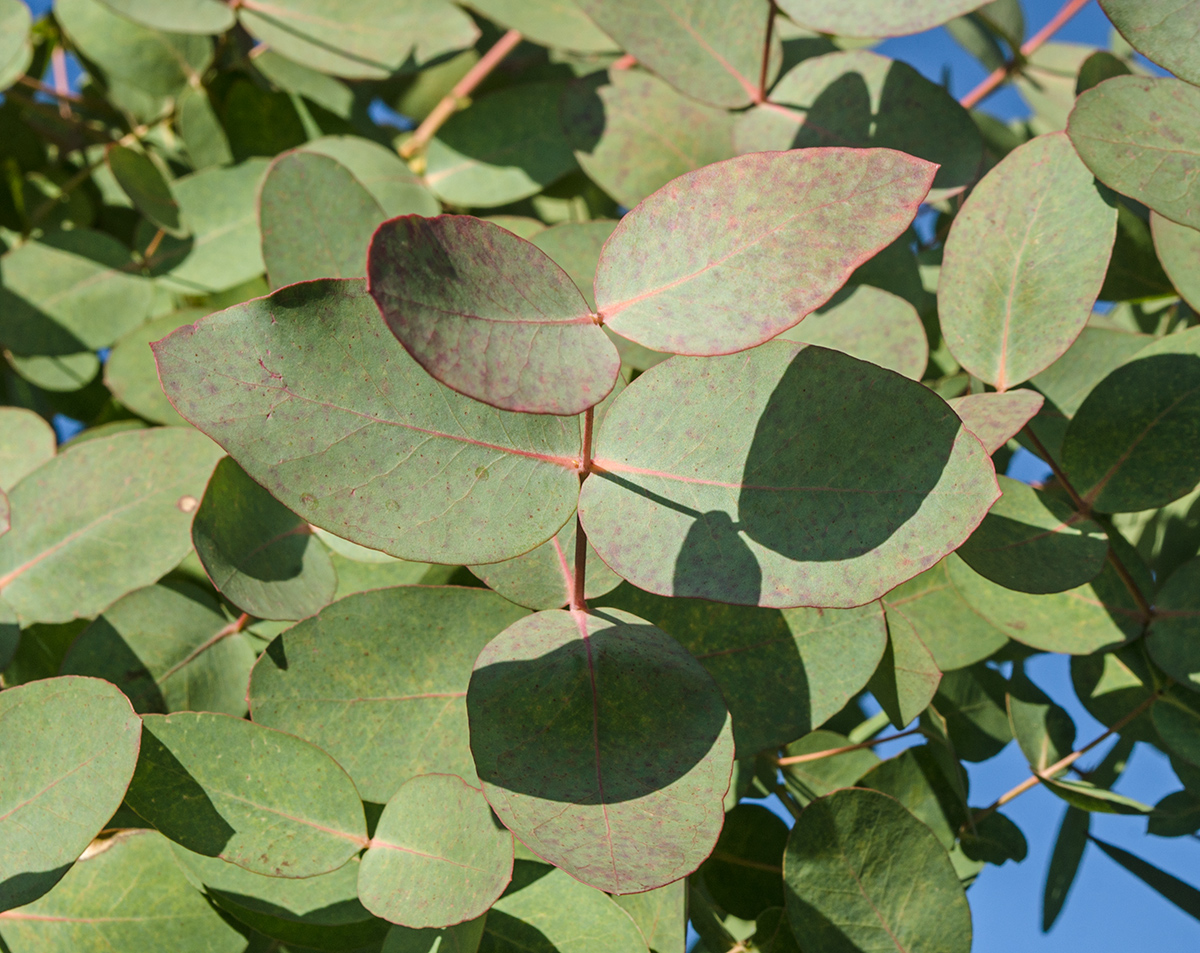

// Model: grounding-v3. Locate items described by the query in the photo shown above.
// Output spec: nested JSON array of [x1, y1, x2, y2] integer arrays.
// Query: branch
[[399, 29, 522, 160], [775, 728, 923, 766], [757, 1, 777, 103], [959, 0, 1092, 109]]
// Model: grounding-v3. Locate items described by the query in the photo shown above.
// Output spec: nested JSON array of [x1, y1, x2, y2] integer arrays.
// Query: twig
[[611, 53, 637, 70], [960, 0, 1092, 109], [51, 46, 72, 120], [775, 728, 923, 766], [757, 1, 777, 102], [399, 29, 522, 159], [17, 75, 82, 103]]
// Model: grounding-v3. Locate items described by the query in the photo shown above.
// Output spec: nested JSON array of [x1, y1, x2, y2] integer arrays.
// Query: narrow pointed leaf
[[468, 608, 734, 893], [249, 586, 529, 802], [0, 408, 54, 491], [261, 151, 386, 289], [595, 150, 936, 355], [0, 831, 245, 953], [0, 677, 142, 912], [1069, 77, 1200, 230], [368, 216, 619, 415], [940, 132, 1117, 390], [574, 0, 780, 108], [776, 0, 987, 37], [947, 390, 1044, 454], [1008, 670, 1076, 773], [300, 136, 440, 218], [579, 343, 998, 608], [97, 0, 235, 33], [1148, 559, 1200, 693], [153, 279, 582, 565], [1091, 836, 1200, 920], [1043, 807, 1089, 930], [124, 712, 367, 877], [0, 428, 223, 624], [358, 774, 513, 928], [1152, 213, 1200, 311], [1041, 777, 1151, 815], [1098, 1, 1200, 90], [783, 788, 972, 953], [869, 621, 941, 729]]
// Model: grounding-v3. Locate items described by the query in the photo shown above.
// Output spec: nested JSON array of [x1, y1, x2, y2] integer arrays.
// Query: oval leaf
[[947, 390, 1044, 454], [1152, 212, 1200, 312], [107, 145, 184, 236], [776, 0, 987, 37], [0, 407, 55, 491], [97, 0, 235, 33], [1147, 557, 1200, 693], [1099, 0, 1200, 88], [300, 136, 440, 218]]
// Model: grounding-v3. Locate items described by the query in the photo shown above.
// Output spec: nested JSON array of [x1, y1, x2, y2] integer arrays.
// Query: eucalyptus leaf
[[1153, 700, 1200, 769], [300, 137, 440, 218], [1040, 777, 1151, 815], [384, 917, 486, 953], [96, 0, 235, 33], [934, 665, 1012, 763], [1090, 836, 1200, 920], [465, 0, 617, 52], [1007, 670, 1076, 773], [780, 730, 879, 805], [105, 310, 204, 426], [859, 746, 969, 847], [0, 0, 31, 93], [947, 390, 1044, 454], [869, 619, 941, 729], [106, 146, 184, 236], [699, 803, 786, 919], [1148, 558, 1200, 693], [776, 0, 986, 37], [0, 407, 54, 490], [1152, 213, 1200, 312], [613, 881, 685, 953], [1098, 0, 1200, 88], [1043, 806, 1090, 929]]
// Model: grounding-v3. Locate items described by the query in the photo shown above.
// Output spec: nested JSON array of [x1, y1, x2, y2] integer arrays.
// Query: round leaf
[[358, 774, 513, 928], [0, 677, 142, 912], [96, 0, 235, 33], [0, 0, 32, 93], [300, 136, 440, 218], [529, 221, 617, 312], [578, 343, 999, 608], [595, 149, 936, 355], [776, 0, 987, 37], [105, 310, 205, 426], [0, 407, 55, 491], [1151, 212, 1200, 313], [1147, 557, 1200, 693], [1099, 0, 1200, 87], [467, 608, 734, 893], [367, 215, 619, 415]]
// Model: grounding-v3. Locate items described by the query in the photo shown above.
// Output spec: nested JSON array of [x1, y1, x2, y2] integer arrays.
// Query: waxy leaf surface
[[1069, 77, 1200, 230], [368, 216, 619, 415], [1147, 558, 1200, 694], [468, 608, 734, 893], [0, 428, 223, 624], [1041, 777, 1151, 815], [124, 712, 366, 877], [868, 622, 941, 729], [0, 0, 31, 92], [153, 279, 582, 565], [595, 149, 936, 355], [300, 136, 440, 218], [1152, 213, 1200, 311], [465, 0, 616, 51], [776, 0, 986, 37], [97, 0, 235, 33], [939, 132, 1117, 390], [359, 775, 513, 928], [105, 310, 204, 426], [0, 408, 54, 490], [1099, 0, 1200, 88], [613, 881, 685, 953], [579, 343, 998, 608], [947, 390, 1044, 454], [250, 586, 528, 801], [0, 677, 141, 912], [858, 746, 967, 846]]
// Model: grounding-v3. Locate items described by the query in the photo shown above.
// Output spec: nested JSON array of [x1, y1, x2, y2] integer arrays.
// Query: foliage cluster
[[1, 0, 1200, 950]]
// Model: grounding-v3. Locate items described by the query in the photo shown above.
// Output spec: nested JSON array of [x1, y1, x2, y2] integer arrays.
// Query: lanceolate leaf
[[249, 586, 529, 802], [1068, 77, 1200, 230], [0, 428, 223, 624], [783, 789, 972, 953], [574, 0, 781, 108], [0, 677, 142, 912], [1043, 807, 1089, 930], [0, 407, 55, 490], [1040, 777, 1151, 815], [367, 216, 619, 415], [1090, 836, 1200, 921], [1098, 1, 1200, 89], [153, 279, 582, 565], [358, 774, 513, 928], [578, 343, 998, 608], [594, 150, 936, 355], [0, 831, 246, 953], [948, 390, 1044, 454], [124, 712, 367, 877], [939, 132, 1117, 391], [1152, 213, 1200, 311], [776, 0, 986, 37], [1147, 558, 1200, 693], [260, 151, 386, 289], [467, 608, 734, 893]]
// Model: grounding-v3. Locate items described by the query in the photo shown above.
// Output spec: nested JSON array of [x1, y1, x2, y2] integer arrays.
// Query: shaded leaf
[[947, 390, 1043, 454], [1041, 777, 1151, 815], [869, 619, 941, 729], [613, 881, 685, 953], [0, 407, 54, 491], [301, 136, 440, 218], [1147, 557, 1200, 693], [97, 0, 235, 33], [1153, 699, 1200, 769], [1043, 807, 1089, 930], [468, 607, 734, 893], [860, 744, 969, 848], [751, 907, 801, 953], [776, 0, 986, 37], [699, 804, 786, 919], [960, 811, 1028, 865], [1071, 648, 1159, 742], [107, 145, 184, 236], [1152, 213, 1200, 311], [1098, 0, 1200, 87], [1149, 790, 1200, 838], [1100, 198, 1175, 302], [1008, 669, 1076, 773], [384, 917, 486, 953], [1090, 835, 1200, 919], [934, 665, 1012, 762], [104, 310, 204, 426]]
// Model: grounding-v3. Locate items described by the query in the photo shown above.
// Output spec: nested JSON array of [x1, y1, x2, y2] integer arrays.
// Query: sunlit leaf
[[1098, 0, 1200, 87], [464, 0, 616, 52], [96, 0, 235, 33], [869, 619, 941, 729], [1152, 213, 1200, 311], [104, 310, 204, 426], [383, 917, 486, 953], [300, 136, 440, 218], [860, 745, 968, 847], [1007, 669, 1075, 773], [0, 407, 54, 491], [0, 0, 32, 92], [1041, 777, 1151, 815], [781, 730, 880, 805], [947, 390, 1044, 454], [776, 0, 986, 37], [613, 881, 685, 953]]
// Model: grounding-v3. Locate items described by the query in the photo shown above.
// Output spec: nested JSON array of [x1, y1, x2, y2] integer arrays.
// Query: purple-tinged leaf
[[368, 216, 619, 415], [947, 390, 1044, 454], [595, 149, 936, 356]]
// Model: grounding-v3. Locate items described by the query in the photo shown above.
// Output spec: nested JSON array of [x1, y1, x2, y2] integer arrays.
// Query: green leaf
[[463, 0, 616, 52], [1100, 199, 1175, 302], [249, 586, 528, 802], [358, 774, 513, 928], [124, 711, 367, 877], [1041, 777, 1151, 815], [177, 85, 233, 170], [960, 811, 1028, 865], [879, 559, 1009, 671], [595, 150, 935, 355], [107, 145, 184, 237], [1147, 557, 1200, 692], [956, 475, 1109, 594], [172, 847, 388, 951], [0, 677, 142, 912], [776, 0, 986, 37], [300, 136, 440, 218], [1072, 648, 1159, 741], [236, 0, 478, 80], [783, 788, 972, 953], [1098, 0, 1200, 87], [384, 917, 486, 953], [6, 353, 100, 394], [104, 310, 203, 426], [860, 745, 969, 847], [327, 550, 441, 600], [1090, 836, 1200, 919], [574, 0, 780, 108], [781, 730, 881, 805], [483, 864, 647, 953], [1075, 50, 1132, 96], [193, 457, 337, 621], [934, 665, 1012, 762], [153, 279, 582, 565], [596, 584, 886, 754], [425, 84, 577, 208], [368, 215, 619, 415], [699, 804, 786, 920], [0, 407, 54, 491], [947, 390, 1043, 454], [467, 607, 734, 893], [1149, 790, 1200, 838], [750, 907, 801, 953], [0, 831, 245, 953], [613, 881, 685, 953], [946, 550, 1147, 654], [562, 69, 735, 210], [579, 343, 998, 607], [1007, 670, 1076, 773], [1153, 699, 1200, 769], [1043, 806, 1089, 930], [261, 151, 385, 289], [1069, 76, 1200, 230], [96, 0, 235, 33], [775, 285, 927, 380], [736, 51, 982, 200], [869, 619, 941, 729], [1062, 327, 1200, 512], [0, 229, 156, 355], [0, 428, 223, 624], [1152, 213, 1200, 311], [940, 132, 1117, 390], [60, 583, 256, 716], [0, 0, 32, 93]]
